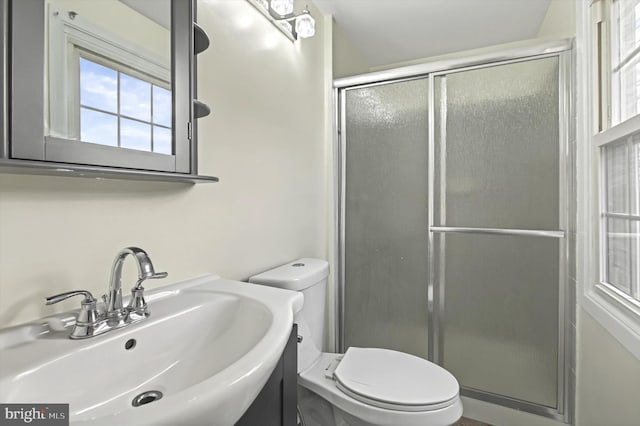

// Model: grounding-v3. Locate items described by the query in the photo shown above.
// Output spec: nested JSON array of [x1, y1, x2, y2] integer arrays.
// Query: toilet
[[249, 258, 463, 426]]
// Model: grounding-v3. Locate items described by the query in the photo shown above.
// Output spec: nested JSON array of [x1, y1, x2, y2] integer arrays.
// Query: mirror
[[1, 0, 212, 180], [46, 0, 172, 154]]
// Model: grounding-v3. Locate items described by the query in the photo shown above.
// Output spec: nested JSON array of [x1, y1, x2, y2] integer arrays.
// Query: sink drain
[[132, 390, 163, 407]]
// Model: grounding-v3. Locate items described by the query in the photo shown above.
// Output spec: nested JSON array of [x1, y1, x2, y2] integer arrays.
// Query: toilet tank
[[248, 258, 330, 372]]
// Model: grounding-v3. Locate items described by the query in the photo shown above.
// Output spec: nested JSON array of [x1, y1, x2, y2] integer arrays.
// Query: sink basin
[[0, 274, 303, 425]]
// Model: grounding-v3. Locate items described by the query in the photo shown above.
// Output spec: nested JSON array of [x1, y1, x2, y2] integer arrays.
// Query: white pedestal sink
[[0, 274, 303, 425]]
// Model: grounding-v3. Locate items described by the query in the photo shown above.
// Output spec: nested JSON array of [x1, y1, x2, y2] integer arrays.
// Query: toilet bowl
[[249, 258, 463, 426]]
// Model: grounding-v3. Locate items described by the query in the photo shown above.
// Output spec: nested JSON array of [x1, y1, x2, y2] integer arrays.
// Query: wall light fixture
[[247, 0, 316, 41]]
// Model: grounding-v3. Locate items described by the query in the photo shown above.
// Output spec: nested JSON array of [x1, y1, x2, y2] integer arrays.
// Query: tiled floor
[[454, 417, 493, 426]]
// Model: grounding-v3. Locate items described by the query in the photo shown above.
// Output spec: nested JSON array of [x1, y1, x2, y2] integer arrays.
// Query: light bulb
[[295, 11, 315, 39], [270, 0, 294, 16]]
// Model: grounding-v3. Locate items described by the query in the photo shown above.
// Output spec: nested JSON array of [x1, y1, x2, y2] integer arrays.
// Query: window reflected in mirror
[[46, 0, 172, 154], [79, 58, 172, 153]]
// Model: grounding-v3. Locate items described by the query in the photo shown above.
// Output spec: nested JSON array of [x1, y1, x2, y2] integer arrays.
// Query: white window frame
[[578, 0, 640, 360]]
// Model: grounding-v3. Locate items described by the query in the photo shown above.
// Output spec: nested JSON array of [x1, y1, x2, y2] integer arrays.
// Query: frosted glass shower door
[[431, 57, 565, 409], [342, 78, 430, 358]]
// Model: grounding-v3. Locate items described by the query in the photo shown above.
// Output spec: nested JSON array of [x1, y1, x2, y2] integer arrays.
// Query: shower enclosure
[[335, 40, 574, 422]]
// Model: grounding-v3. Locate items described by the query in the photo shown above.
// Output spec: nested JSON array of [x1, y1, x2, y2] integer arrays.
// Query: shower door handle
[[429, 226, 565, 238]]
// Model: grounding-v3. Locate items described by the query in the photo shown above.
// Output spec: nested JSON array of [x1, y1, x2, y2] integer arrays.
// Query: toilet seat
[[333, 347, 459, 412], [300, 352, 463, 426]]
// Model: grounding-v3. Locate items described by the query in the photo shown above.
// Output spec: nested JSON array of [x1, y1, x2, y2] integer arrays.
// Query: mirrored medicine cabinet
[[0, 0, 216, 183]]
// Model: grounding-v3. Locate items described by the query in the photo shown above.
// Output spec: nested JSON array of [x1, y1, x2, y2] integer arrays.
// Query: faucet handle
[[149, 272, 168, 280], [46, 290, 102, 339], [133, 271, 168, 290], [126, 271, 168, 317], [46, 290, 96, 305]]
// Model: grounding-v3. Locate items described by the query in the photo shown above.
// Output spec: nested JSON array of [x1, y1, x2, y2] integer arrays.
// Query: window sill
[[0, 158, 219, 184], [581, 284, 640, 360]]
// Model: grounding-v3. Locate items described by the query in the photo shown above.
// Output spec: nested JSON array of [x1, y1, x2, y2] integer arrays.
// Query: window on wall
[[587, 0, 640, 356]]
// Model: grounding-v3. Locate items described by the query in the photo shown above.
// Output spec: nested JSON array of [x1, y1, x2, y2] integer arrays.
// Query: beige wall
[[370, 0, 575, 73], [576, 310, 640, 425], [332, 21, 369, 78], [0, 0, 330, 327], [368, 37, 567, 73], [331, 0, 575, 78], [537, 0, 576, 39]]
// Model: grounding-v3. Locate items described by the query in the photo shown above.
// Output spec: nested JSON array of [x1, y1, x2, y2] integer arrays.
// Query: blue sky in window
[[81, 108, 117, 146], [79, 57, 171, 151], [153, 126, 172, 154], [121, 118, 151, 151], [80, 58, 117, 113], [121, 72, 151, 122], [153, 86, 172, 127]]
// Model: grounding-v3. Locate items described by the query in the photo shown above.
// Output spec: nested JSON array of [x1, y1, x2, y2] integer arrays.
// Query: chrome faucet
[[46, 247, 167, 339], [105, 247, 168, 320]]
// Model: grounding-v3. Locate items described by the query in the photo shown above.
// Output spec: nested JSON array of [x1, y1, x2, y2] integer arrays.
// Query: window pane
[[618, 54, 640, 123], [153, 126, 172, 154], [634, 135, 640, 215], [607, 217, 633, 295], [617, 0, 640, 61], [121, 118, 151, 151], [604, 141, 629, 214], [633, 220, 640, 299], [153, 86, 172, 127], [80, 58, 117, 113], [80, 108, 117, 146], [120, 73, 151, 122]]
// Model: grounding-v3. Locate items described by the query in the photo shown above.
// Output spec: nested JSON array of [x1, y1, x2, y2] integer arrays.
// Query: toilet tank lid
[[248, 258, 329, 291]]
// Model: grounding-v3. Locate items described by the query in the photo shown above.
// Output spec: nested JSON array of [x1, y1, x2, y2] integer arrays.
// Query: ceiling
[[314, 0, 552, 68]]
